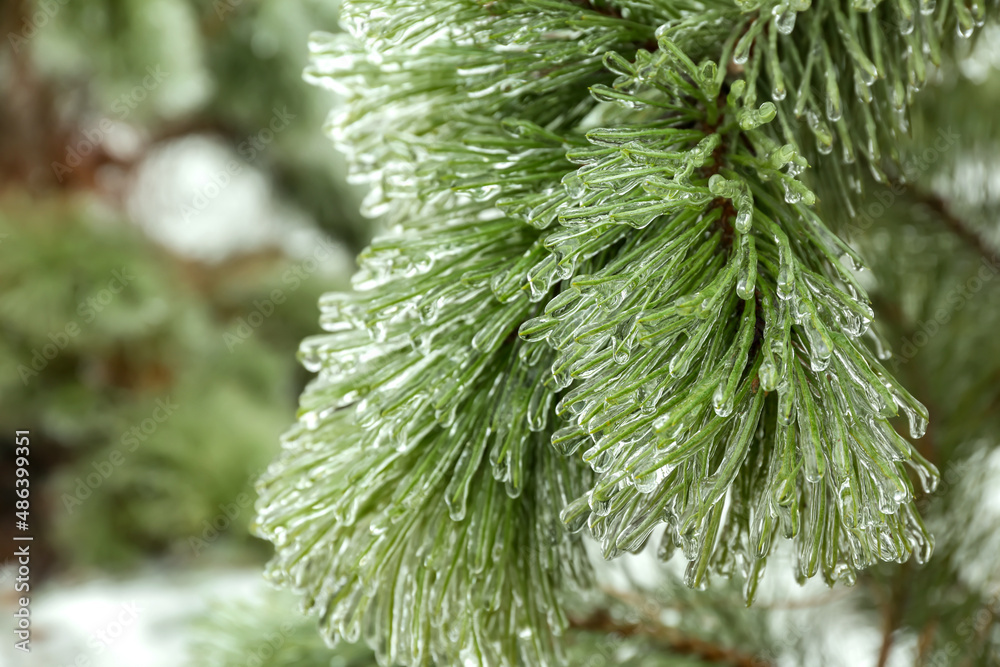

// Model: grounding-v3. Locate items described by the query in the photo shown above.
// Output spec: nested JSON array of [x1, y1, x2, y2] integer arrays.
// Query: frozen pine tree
[[252, 0, 1000, 665]]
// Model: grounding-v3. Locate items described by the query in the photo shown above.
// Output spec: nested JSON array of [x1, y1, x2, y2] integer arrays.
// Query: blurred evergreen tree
[[0, 197, 338, 568], [2, 0, 368, 248], [0, 0, 359, 574]]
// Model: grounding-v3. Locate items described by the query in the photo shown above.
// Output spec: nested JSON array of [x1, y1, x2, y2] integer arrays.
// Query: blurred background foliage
[[1, 0, 1000, 666], [1, 0, 367, 664]]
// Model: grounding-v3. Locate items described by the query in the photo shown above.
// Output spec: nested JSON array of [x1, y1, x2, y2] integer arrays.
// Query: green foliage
[[846, 177, 1000, 665], [190, 589, 375, 667], [254, 0, 999, 665], [27, 0, 367, 248], [0, 196, 328, 567]]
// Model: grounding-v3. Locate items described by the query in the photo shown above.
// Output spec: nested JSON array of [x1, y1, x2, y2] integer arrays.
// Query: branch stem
[[570, 607, 770, 667]]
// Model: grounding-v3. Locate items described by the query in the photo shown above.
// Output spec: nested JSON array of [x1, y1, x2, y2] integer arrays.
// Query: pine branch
[[875, 568, 910, 667], [254, 0, 1000, 663], [570, 609, 768, 667], [915, 619, 939, 667], [905, 183, 999, 263]]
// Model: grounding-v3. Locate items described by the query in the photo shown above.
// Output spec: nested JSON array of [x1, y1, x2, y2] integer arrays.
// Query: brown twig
[[901, 182, 998, 264], [571, 608, 769, 667], [701, 88, 738, 252], [876, 618, 896, 667], [875, 565, 913, 667], [915, 619, 939, 667]]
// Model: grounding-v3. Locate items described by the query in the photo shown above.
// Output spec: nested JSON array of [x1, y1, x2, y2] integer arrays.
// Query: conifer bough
[[253, 0, 991, 664]]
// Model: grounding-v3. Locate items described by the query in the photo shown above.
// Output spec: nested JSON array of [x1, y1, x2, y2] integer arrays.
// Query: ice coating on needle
[[253, 0, 962, 663]]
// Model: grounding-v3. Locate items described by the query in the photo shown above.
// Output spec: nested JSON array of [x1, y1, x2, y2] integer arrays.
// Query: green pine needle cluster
[[254, 0, 995, 664]]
